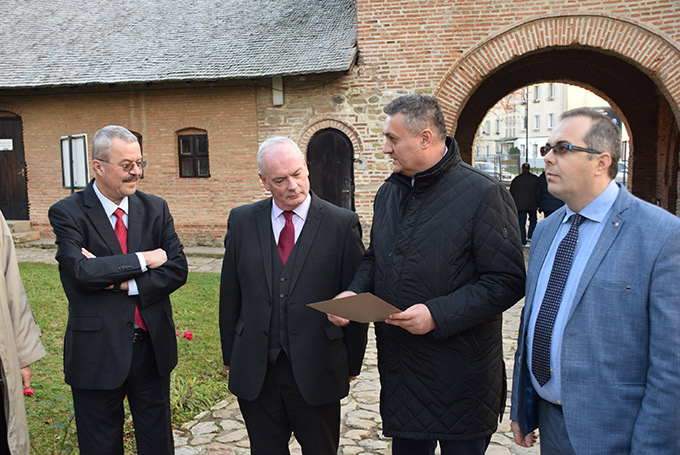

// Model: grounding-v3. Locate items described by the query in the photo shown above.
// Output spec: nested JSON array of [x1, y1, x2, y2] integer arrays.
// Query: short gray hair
[[92, 125, 139, 161], [560, 108, 621, 179], [383, 95, 447, 141], [257, 136, 303, 174]]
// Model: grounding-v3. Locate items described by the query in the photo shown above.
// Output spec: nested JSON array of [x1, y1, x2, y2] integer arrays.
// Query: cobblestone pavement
[[17, 243, 539, 455]]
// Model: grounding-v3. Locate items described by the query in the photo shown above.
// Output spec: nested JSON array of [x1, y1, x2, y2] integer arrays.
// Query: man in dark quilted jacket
[[329, 94, 526, 454]]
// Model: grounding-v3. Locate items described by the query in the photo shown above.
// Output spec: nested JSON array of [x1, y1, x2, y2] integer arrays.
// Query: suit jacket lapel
[[83, 180, 123, 255], [288, 194, 324, 293], [256, 199, 274, 297], [567, 188, 630, 320], [127, 193, 144, 254]]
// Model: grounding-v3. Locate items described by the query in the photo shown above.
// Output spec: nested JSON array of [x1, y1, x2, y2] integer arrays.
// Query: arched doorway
[[0, 112, 28, 219], [306, 128, 355, 210], [451, 48, 678, 212], [436, 16, 680, 214]]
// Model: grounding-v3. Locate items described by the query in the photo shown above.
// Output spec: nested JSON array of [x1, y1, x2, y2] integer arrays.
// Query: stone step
[[12, 230, 41, 244], [6, 220, 31, 233]]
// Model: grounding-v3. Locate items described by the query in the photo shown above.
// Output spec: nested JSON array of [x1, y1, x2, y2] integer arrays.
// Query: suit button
[[279, 293, 285, 298], [127, 321, 133, 327], [280, 277, 286, 282]]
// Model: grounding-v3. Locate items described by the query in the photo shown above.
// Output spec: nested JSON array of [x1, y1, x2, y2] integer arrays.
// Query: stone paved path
[[16, 242, 539, 455]]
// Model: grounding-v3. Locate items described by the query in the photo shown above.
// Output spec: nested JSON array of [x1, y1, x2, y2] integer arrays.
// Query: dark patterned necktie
[[278, 211, 295, 266], [531, 213, 585, 386], [113, 208, 147, 331]]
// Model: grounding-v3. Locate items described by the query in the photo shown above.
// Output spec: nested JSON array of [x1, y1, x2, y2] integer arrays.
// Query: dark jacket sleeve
[[48, 201, 144, 292], [219, 212, 241, 367], [134, 200, 188, 309], [340, 213, 368, 377]]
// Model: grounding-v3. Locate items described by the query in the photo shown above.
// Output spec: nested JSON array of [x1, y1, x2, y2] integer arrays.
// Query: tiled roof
[[0, 0, 357, 88]]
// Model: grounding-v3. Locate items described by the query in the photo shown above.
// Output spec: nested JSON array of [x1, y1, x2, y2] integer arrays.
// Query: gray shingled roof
[[0, 0, 357, 88]]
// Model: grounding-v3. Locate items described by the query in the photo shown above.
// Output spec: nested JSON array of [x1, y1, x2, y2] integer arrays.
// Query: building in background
[[474, 83, 630, 186]]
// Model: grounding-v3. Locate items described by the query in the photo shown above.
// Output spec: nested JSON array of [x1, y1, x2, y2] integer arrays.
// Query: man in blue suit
[[510, 107, 680, 454]]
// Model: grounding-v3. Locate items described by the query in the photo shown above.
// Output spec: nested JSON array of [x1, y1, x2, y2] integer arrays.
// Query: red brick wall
[[3, 84, 259, 245]]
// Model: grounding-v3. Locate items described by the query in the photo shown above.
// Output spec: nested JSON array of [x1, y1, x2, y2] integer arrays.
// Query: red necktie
[[113, 208, 147, 331], [277, 211, 295, 266]]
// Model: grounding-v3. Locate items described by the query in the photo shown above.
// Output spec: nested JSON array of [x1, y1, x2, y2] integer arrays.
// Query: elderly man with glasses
[[510, 108, 680, 455], [48, 125, 188, 455]]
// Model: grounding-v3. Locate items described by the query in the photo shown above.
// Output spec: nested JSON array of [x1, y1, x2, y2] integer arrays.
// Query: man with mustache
[[219, 136, 367, 454], [510, 108, 680, 454], [49, 125, 187, 455]]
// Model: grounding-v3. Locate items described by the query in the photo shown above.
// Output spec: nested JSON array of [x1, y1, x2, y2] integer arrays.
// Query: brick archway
[[298, 118, 363, 159], [436, 15, 680, 213]]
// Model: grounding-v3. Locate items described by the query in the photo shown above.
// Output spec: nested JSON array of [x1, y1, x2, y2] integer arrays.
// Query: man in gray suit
[[219, 136, 367, 454], [511, 108, 680, 454]]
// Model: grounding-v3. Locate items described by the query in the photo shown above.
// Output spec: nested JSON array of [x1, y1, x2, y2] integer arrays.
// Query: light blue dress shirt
[[526, 179, 620, 404]]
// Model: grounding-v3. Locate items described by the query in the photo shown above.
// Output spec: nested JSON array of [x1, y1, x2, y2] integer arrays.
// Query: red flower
[[23, 388, 35, 397], [175, 331, 179, 337], [183, 331, 193, 341]]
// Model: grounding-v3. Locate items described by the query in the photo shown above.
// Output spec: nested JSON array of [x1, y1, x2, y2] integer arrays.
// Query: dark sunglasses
[[540, 143, 602, 157]]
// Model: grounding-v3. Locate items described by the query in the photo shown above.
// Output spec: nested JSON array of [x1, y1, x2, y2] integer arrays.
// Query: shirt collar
[[562, 179, 619, 224], [93, 181, 129, 217], [271, 192, 312, 221]]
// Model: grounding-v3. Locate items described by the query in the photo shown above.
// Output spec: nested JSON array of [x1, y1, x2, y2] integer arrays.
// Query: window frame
[[177, 132, 210, 178]]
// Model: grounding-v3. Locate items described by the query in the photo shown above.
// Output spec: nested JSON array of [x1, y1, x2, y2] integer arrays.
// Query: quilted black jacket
[[348, 137, 525, 440]]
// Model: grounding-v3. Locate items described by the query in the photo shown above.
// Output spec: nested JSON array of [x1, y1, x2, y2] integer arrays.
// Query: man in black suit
[[48, 125, 187, 455], [219, 136, 367, 454]]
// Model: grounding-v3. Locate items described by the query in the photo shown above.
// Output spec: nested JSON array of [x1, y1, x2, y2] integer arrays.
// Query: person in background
[[219, 136, 367, 454], [511, 108, 680, 454], [510, 162, 540, 245], [0, 210, 46, 455], [48, 125, 187, 455], [536, 171, 564, 218]]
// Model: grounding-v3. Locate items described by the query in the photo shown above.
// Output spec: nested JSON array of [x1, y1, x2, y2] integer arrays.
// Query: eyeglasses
[[540, 143, 602, 157], [98, 159, 147, 172]]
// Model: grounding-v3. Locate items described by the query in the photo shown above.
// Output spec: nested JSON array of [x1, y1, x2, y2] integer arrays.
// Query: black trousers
[[71, 331, 173, 455], [391, 435, 491, 455], [238, 352, 340, 455]]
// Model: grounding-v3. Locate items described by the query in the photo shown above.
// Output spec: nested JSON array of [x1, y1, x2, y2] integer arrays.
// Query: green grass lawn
[[18, 262, 227, 454]]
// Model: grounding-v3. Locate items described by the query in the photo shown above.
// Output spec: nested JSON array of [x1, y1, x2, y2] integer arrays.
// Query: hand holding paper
[[308, 292, 401, 323]]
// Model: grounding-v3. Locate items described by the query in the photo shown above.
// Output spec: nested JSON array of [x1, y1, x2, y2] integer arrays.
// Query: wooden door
[[0, 115, 29, 220], [307, 129, 355, 210]]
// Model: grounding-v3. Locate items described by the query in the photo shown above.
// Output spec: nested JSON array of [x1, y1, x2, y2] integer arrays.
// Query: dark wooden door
[[0, 116, 29, 220], [307, 129, 355, 210]]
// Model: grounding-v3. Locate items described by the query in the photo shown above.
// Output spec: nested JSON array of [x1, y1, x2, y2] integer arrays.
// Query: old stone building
[[1, 0, 678, 245]]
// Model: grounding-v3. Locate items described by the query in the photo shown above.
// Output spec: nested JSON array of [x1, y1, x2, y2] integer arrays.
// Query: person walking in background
[[219, 136, 367, 454], [511, 108, 680, 454], [0, 210, 46, 455], [329, 95, 525, 455], [510, 163, 540, 245], [48, 126, 188, 455], [536, 171, 564, 218]]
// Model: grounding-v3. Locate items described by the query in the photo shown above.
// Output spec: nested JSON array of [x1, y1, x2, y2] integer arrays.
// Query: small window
[[533, 86, 540, 102], [548, 113, 555, 129], [533, 144, 538, 156], [533, 115, 540, 131], [495, 119, 501, 134], [548, 83, 555, 100], [178, 131, 210, 178]]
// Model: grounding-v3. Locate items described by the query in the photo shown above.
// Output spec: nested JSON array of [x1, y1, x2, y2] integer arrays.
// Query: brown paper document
[[307, 293, 401, 323]]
